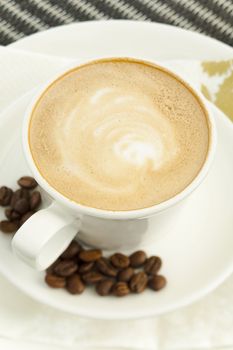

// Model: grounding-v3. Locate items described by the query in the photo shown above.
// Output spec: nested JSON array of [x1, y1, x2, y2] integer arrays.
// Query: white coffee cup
[[12, 58, 217, 271]]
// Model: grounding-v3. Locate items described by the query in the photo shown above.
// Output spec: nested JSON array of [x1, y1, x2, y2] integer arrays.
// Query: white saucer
[[0, 20, 232, 319], [0, 90, 233, 319]]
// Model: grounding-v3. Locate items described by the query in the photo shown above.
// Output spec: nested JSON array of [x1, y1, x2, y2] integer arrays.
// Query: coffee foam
[[29, 59, 209, 210]]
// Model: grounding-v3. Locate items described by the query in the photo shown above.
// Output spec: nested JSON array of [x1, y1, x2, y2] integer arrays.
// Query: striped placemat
[[0, 0, 232, 46]]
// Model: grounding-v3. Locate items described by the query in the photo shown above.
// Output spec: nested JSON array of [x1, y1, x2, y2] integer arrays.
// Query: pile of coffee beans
[[45, 241, 167, 297], [0, 176, 41, 234], [0, 176, 167, 297]]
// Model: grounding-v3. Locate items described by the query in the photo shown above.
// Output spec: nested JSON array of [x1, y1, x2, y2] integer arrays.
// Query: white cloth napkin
[[0, 45, 233, 349], [0, 46, 69, 111]]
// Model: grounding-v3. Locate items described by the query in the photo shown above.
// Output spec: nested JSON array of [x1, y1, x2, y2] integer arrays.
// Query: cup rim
[[23, 57, 217, 220]]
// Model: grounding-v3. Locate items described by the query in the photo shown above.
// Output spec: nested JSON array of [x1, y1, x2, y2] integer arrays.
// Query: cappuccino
[[29, 58, 210, 210]]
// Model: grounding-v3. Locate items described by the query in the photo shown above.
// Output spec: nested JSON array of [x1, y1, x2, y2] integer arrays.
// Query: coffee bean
[[110, 253, 130, 269], [117, 267, 134, 282], [13, 198, 30, 214], [61, 240, 82, 259], [96, 279, 114, 296], [112, 282, 130, 297], [0, 220, 19, 233], [54, 260, 78, 277], [129, 272, 148, 293], [10, 188, 30, 207], [4, 208, 12, 220], [79, 262, 95, 274], [144, 256, 162, 275], [5, 208, 21, 221], [45, 274, 66, 288], [129, 250, 147, 268], [0, 186, 13, 206], [46, 258, 61, 274], [82, 271, 105, 284], [148, 275, 167, 291], [20, 188, 30, 200], [18, 176, 37, 189], [79, 249, 102, 262], [12, 210, 22, 220], [11, 192, 19, 208], [96, 258, 118, 277], [20, 211, 34, 226], [66, 274, 85, 294], [30, 191, 41, 210]]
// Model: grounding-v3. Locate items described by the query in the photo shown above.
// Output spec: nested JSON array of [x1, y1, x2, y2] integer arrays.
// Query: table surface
[[0, 0, 232, 47]]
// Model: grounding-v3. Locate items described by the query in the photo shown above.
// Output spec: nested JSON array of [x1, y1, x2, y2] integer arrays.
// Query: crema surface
[[29, 59, 209, 210]]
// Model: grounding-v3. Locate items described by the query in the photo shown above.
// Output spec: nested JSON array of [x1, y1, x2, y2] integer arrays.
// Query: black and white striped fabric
[[0, 0, 232, 46]]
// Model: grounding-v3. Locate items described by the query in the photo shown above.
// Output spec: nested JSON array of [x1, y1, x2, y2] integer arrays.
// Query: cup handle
[[12, 202, 80, 271]]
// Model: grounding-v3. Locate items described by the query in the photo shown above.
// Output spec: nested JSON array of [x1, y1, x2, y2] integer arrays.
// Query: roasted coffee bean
[[54, 260, 78, 277], [12, 210, 22, 220], [117, 267, 134, 282], [96, 279, 114, 296], [130, 272, 148, 293], [20, 188, 30, 200], [11, 191, 20, 207], [61, 240, 82, 259], [96, 258, 118, 277], [112, 282, 130, 297], [110, 253, 130, 269], [5, 208, 21, 221], [4, 208, 12, 220], [30, 191, 41, 210], [148, 275, 167, 291], [129, 250, 147, 268], [0, 186, 13, 206], [10, 188, 30, 207], [13, 198, 30, 214], [45, 274, 66, 288], [66, 274, 85, 294], [82, 271, 105, 284], [18, 176, 37, 189], [0, 220, 19, 233], [46, 258, 61, 274], [144, 256, 162, 275], [20, 211, 34, 226], [79, 262, 95, 274], [79, 249, 102, 262]]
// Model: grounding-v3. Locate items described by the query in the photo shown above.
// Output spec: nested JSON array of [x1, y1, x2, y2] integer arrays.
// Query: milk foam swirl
[[57, 87, 178, 193]]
